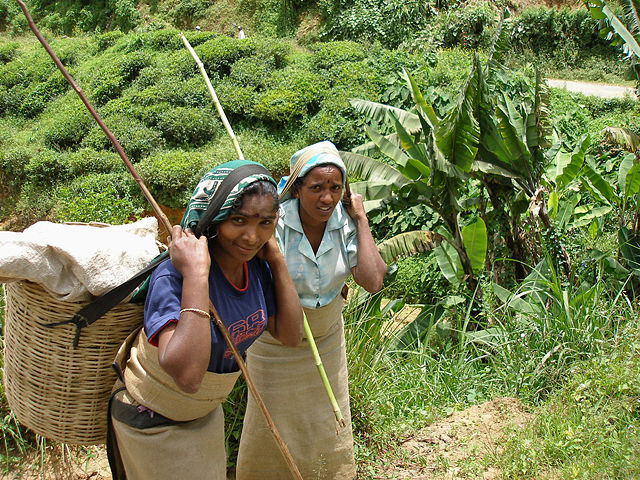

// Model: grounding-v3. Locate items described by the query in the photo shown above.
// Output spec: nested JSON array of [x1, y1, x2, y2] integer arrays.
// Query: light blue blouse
[[276, 199, 358, 309]]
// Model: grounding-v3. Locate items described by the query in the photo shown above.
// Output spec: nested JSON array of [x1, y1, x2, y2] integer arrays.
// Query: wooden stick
[[180, 34, 244, 160], [16, 3, 302, 478]]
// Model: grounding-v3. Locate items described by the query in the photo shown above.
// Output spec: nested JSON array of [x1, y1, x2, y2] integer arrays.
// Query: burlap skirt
[[236, 295, 356, 480], [111, 388, 226, 480]]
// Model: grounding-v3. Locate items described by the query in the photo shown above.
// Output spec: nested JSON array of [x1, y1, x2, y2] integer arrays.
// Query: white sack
[[0, 217, 161, 302]]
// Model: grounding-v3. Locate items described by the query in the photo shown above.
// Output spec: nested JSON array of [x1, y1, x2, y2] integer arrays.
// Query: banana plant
[[346, 57, 486, 294], [583, 0, 640, 92]]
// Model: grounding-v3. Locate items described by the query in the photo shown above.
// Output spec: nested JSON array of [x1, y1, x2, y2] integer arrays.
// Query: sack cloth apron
[[236, 294, 356, 479], [107, 329, 240, 480]]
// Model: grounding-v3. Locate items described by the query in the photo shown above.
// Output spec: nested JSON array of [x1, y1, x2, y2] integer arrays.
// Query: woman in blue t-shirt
[[107, 160, 302, 480]]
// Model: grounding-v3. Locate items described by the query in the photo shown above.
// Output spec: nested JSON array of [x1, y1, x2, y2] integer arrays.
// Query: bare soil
[[2, 397, 531, 480]]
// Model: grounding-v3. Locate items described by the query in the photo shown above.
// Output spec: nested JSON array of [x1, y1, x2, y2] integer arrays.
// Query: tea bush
[[24, 149, 70, 188], [136, 149, 209, 207], [81, 113, 165, 161], [65, 148, 123, 177], [0, 40, 18, 63], [195, 36, 256, 77], [155, 106, 219, 147], [310, 40, 366, 70], [18, 73, 68, 118], [53, 172, 145, 224]]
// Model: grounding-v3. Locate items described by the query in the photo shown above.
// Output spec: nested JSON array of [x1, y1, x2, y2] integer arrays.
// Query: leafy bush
[[40, 95, 96, 151], [426, 2, 497, 49], [53, 172, 145, 224], [24, 149, 71, 188], [155, 106, 219, 147], [64, 148, 123, 177], [0, 41, 19, 63], [229, 56, 277, 90], [81, 113, 165, 161], [252, 88, 308, 124], [136, 150, 208, 207], [385, 252, 451, 304], [310, 40, 366, 70], [88, 51, 150, 106], [195, 36, 256, 77], [18, 73, 68, 118], [95, 31, 125, 52], [0, 145, 31, 196], [30, 0, 140, 34], [165, 0, 209, 29]]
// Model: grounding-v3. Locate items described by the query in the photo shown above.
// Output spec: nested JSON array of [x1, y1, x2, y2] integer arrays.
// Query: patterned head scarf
[[278, 141, 346, 201], [181, 160, 276, 234]]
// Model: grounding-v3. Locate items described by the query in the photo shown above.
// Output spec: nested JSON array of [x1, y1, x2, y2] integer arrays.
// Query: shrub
[[155, 106, 219, 148], [30, 0, 139, 34], [0, 41, 19, 63], [229, 56, 277, 90], [64, 148, 123, 177], [95, 31, 125, 52], [136, 150, 208, 207], [195, 36, 256, 77], [18, 73, 69, 118], [40, 95, 95, 151], [252, 88, 308, 124], [53, 172, 146, 224], [0, 145, 31, 195], [24, 150, 71, 188], [385, 252, 450, 304], [427, 2, 497, 49], [310, 40, 366, 70], [166, 0, 209, 29], [215, 81, 256, 116], [88, 51, 150, 106], [81, 113, 165, 161], [13, 183, 57, 227]]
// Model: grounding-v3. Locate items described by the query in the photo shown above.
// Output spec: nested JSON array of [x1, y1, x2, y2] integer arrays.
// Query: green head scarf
[[180, 160, 276, 236]]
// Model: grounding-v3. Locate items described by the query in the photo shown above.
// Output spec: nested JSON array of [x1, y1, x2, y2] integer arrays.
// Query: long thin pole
[[16, 3, 302, 478], [180, 34, 244, 160]]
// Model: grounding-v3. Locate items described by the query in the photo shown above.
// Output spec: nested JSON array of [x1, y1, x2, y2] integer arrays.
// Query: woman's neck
[[210, 247, 245, 288]]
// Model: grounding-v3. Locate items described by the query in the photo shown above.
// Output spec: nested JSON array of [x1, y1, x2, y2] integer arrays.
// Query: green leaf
[[349, 180, 395, 201], [589, 219, 599, 239], [581, 160, 616, 204], [618, 153, 635, 196], [376, 230, 439, 264], [434, 241, 463, 286], [492, 283, 537, 314], [340, 151, 408, 188], [568, 205, 613, 229], [619, 226, 640, 270], [349, 98, 420, 131], [461, 217, 487, 274], [624, 162, 640, 199], [402, 68, 439, 129], [548, 191, 559, 219]]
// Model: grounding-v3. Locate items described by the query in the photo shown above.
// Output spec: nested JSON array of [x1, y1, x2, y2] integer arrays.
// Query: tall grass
[[344, 263, 639, 475]]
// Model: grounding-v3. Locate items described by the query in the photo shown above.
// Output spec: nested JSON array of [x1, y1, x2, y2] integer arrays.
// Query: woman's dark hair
[[230, 180, 279, 214], [290, 163, 344, 197]]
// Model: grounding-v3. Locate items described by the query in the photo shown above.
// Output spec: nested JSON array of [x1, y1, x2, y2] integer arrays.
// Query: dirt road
[[547, 78, 637, 99]]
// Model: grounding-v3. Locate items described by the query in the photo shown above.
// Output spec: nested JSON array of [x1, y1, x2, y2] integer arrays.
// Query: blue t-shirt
[[143, 256, 276, 373]]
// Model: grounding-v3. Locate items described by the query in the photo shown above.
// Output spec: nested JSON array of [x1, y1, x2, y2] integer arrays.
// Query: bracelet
[[179, 307, 210, 319]]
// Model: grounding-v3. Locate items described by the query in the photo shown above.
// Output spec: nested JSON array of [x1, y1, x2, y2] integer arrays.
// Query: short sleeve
[[144, 263, 182, 346], [345, 216, 359, 270]]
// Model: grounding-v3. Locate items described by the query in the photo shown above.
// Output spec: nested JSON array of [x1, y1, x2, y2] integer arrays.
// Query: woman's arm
[[260, 237, 303, 346], [156, 226, 212, 393], [345, 192, 387, 293]]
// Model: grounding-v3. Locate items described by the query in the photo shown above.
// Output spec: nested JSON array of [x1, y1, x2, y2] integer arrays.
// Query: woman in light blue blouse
[[236, 141, 387, 479]]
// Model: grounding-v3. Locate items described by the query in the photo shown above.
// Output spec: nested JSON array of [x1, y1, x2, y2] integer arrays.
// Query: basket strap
[[52, 163, 272, 349], [43, 251, 169, 348]]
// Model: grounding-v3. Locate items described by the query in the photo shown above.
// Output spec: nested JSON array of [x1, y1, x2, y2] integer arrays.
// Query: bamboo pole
[[16, 3, 302, 478], [303, 314, 346, 428], [180, 34, 244, 160]]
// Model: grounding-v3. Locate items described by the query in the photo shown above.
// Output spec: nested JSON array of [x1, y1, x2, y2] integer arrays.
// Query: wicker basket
[[2, 280, 143, 445]]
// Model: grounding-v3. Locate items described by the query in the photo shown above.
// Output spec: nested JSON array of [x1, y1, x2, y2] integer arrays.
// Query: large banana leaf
[[581, 160, 616, 204], [349, 99, 421, 131], [625, 162, 640, 198], [568, 205, 613, 229], [496, 94, 532, 185], [461, 217, 487, 274], [619, 226, 640, 270], [376, 230, 440, 264], [584, 0, 640, 59], [546, 134, 589, 189], [403, 68, 439, 129], [352, 133, 400, 156], [390, 112, 431, 180], [602, 126, 640, 153], [340, 151, 408, 187], [434, 239, 463, 286], [435, 57, 480, 174], [349, 180, 395, 201]]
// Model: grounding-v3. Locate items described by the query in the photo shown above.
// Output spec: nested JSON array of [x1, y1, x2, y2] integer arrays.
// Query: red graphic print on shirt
[[223, 309, 267, 358]]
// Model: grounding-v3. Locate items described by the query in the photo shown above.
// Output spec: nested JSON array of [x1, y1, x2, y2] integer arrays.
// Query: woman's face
[[213, 193, 277, 264], [295, 165, 343, 225]]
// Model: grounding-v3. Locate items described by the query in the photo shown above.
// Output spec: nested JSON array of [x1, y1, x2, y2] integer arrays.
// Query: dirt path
[[547, 78, 637, 99], [2, 397, 532, 480]]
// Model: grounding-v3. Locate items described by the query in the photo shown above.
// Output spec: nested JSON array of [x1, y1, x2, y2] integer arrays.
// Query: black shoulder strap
[[49, 162, 271, 348]]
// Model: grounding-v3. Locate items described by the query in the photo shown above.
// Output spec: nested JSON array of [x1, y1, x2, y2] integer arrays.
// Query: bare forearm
[[268, 256, 303, 346], [352, 216, 387, 293], [158, 274, 211, 392]]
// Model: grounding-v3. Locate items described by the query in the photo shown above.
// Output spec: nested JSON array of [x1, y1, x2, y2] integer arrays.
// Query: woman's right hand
[[168, 225, 210, 280]]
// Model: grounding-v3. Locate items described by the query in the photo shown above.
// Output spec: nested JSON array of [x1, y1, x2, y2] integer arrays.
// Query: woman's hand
[[168, 225, 210, 280], [256, 236, 283, 266], [343, 191, 367, 223]]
